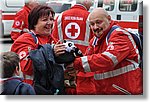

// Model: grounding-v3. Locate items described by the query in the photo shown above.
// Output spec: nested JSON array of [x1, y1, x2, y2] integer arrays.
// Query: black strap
[[106, 25, 119, 44], [29, 32, 38, 44]]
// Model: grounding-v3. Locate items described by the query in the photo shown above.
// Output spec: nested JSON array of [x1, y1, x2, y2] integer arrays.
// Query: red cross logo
[[65, 22, 80, 39], [68, 25, 78, 37], [15, 21, 20, 26], [107, 44, 114, 51], [19, 51, 26, 59]]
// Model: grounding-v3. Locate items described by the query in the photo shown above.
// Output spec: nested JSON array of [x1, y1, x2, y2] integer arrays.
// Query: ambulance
[[89, 0, 143, 34], [46, 0, 76, 19], [1, 0, 24, 37], [1, 0, 143, 37]]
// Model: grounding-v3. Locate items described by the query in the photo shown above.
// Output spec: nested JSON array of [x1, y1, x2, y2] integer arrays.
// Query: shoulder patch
[[15, 21, 21, 26], [19, 51, 26, 59]]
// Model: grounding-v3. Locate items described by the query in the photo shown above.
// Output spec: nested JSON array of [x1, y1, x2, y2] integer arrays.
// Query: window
[[103, 0, 115, 11], [47, 3, 71, 13], [6, 0, 24, 7], [88, 0, 104, 12], [98, 0, 103, 7], [119, 0, 137, 11], [88, 0, 115, 12]]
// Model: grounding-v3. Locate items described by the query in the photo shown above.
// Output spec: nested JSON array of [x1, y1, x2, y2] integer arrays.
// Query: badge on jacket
[[107, 42, 114, 51], [15, 21, 21, 26]]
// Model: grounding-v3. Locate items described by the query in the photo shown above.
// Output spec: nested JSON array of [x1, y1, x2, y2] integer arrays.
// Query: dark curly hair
[[28, 5, 55, 30]]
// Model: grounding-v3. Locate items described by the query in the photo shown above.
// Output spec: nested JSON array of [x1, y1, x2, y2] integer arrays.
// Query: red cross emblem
[[19, 51, 26, 59], [65, 22, 80, 39], [107, 44, 114, 51], [15, 21, 20, 26], [68, 25, 78, 37]]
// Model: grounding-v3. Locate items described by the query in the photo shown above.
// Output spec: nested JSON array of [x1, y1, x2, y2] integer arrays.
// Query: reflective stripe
[[12, 28, 29, 33], [94, 64, 139, 80], [57, 13, 90, 46], [57, 13, 63, 41], [112, 84, 131, 95], [84, 19, 90, 43], [12, 28, 22, 33], [102, 51, 118, 66], [22, 21, 24, 26], [23, 28, 30, 33], [126, 32, 141, 63], [20, 72, 33, 80], [81, 56, 91, 72], [126, 59, 139, 68], [23, 74, 33, 80]]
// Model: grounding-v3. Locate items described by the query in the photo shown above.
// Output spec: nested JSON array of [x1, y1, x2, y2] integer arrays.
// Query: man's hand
[[65, 63, 76, 77], [64, 63, 77, 87], [66, 62, 74, 68]]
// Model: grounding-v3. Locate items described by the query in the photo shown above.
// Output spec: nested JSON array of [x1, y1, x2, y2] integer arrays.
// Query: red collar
[[24, 5, 31, 13], [93, 20, 119, 45], [98, 20, 117, 40], [70, 4, 87, 11]]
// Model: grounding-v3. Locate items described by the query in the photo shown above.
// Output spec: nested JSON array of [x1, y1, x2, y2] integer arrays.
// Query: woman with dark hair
[[11, 5, 66, 86]]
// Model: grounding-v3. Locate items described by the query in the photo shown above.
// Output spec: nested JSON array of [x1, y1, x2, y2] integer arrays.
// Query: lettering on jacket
[[65, 16, 83, 21]]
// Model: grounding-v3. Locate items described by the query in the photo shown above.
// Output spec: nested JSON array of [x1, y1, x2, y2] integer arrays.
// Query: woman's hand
[[53, 40, 66, 57]]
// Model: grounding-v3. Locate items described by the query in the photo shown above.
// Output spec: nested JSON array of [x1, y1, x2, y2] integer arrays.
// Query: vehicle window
[[89, 0, 103, 12], [98, 0, 103, 7], [119, 0, 137, 11], [6, 0, 24, 7], [88, 2, 95, 12], [48, 3, 71, 13], [103, 0, 115, 11]]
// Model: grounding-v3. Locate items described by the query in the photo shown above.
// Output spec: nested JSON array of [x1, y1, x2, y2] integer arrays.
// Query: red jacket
[[74, 21, 143, 94], [52, 4, 95, 94], [52, 4, 93, 53], [11, 5, 30, 41], [11, 32, 54, 85]]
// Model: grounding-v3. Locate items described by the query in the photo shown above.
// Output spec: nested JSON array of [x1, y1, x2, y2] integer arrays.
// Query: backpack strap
[[128, 32, 143, 68], [129, 32, 143, 54], [29, 32, 38, 44], [106, 25, 120, 45]]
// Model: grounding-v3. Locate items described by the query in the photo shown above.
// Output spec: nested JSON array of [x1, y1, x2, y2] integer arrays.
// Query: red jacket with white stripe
[[11, 5, 30, 41], [74, 21, 143, 94], [11, 32, 54, 85]]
